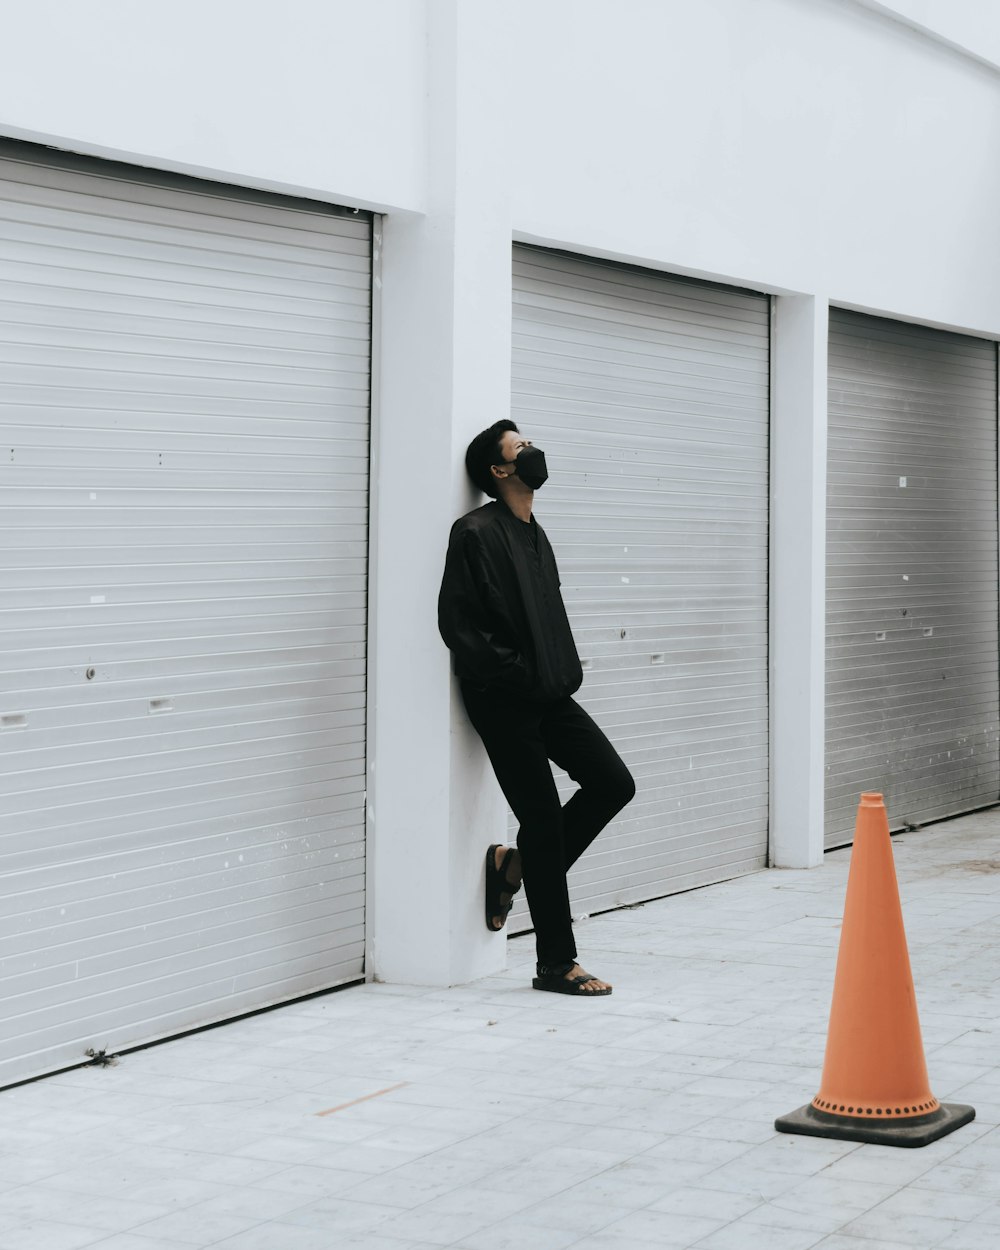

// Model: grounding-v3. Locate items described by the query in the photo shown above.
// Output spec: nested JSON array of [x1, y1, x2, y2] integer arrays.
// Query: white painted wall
[[506, 0, 1000, 338], [2, 0, 999, 981], [0, 0, 427, 211], [866, 0, 1000, 71], [770, 295, 829, 869], [372, 1, 516, 985]]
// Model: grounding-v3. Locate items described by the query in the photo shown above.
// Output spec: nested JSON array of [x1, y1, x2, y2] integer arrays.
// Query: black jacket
[[438, 500, 583, 703]]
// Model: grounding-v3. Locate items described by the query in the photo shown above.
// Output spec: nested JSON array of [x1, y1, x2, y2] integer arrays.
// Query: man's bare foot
[[532, 960, 613, 995], [565, 964, 612, 993], [489, 845, 522, 931]]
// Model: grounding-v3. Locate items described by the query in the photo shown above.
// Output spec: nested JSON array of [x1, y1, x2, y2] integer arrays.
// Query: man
[[438, 420, 635, 996]]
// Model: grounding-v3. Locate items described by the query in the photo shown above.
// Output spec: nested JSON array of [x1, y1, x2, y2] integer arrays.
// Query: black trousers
[[461, 681, 636, 968]]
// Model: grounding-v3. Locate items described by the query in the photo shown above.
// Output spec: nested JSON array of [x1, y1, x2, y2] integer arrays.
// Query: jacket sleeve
[[437, 526, 530, 689]]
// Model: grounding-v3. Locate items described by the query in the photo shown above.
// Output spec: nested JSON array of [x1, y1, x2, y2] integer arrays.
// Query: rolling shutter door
[[826, 308, 999, 847], [508, 246, 769, 927], [0, 141, 371, 1084]]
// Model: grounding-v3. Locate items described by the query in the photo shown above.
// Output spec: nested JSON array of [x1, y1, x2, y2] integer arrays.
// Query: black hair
[[465, 419, 519, 497]]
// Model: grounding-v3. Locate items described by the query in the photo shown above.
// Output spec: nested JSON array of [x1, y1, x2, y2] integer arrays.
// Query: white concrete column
[[368, 1, 513, 984], [769, 294, 828, 867]]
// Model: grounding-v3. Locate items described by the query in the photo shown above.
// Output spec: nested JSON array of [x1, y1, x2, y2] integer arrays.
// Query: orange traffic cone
[[775, 792, 974, 1147]]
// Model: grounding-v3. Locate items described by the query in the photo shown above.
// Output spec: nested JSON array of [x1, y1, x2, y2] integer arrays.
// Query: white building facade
[[2, 0, 1000, 1084]]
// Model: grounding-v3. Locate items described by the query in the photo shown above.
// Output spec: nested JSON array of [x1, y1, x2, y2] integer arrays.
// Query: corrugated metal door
[[0, 141, 371, 1084], [826, 308, 999, 847], [508, 246, 769, 927]]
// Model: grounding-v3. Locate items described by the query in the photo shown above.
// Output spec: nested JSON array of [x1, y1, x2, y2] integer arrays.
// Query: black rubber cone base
[[775, 1101, 975, 1148]]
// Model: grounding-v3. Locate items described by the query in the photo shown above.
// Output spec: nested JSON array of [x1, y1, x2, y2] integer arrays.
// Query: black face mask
[[513, 445, 548, 491]]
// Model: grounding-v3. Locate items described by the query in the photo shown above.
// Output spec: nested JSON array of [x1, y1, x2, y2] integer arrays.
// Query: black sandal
[[484, 844, 521, 933], [532, 961, 612, 996]]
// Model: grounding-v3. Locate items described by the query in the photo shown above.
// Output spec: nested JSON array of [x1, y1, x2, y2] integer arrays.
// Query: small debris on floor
[[84, 1048, 120, 1068]]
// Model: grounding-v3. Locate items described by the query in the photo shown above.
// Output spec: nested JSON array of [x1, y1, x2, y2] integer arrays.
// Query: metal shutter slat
[[0, 144, 369, 1085], [825, 308, 999, 846], [507, 246, 769, 929]]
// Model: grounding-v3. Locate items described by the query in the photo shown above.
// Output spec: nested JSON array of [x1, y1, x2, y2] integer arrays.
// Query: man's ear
[[490, 464, 507, 483]]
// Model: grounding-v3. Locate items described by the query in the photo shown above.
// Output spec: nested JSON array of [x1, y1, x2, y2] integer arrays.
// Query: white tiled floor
[[4, 808, 1000, 1249]]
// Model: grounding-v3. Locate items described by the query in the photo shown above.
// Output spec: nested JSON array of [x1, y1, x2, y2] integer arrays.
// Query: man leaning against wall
[[438, 420, 636, 996]]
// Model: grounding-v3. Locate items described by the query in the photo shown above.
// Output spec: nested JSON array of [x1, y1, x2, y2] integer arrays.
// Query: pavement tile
[[408, 1184, 544, 1225], [838, 1208, 968, 1245], [647, 1184, 763, 1220], [118, 1180, 232, 1210], [4, 810, 1000, 1250], [71, 1237, 193, 1250], [454, 1216, 583, 1250], [812, 1238, 918, 1250], [718, 1134, 861, 1178], [871, 1187, 995, 1222], [0, 1158, 68, 1187], [370, 1206, 496, 1246], [512, 1195, 634, 1236], [938, 1229, 1000, 1249], [687, 1115, 781, 1145], [209, 1223, 369, 1250], [582, 1206, 727, 1244], [53, 1196, 177, 1235], [124, 1207, 262, 1247], [820, 1150, 943, 1190], [0, 1222, 108, 1250], [275, 1194, 406, 1234], [913, 1165, 1000, 1201], [691, 1222, 829, 1249], [769, 1174, 900, 1217], [696, 1161, 817, 1202], [644, 1139, 743, 1173]]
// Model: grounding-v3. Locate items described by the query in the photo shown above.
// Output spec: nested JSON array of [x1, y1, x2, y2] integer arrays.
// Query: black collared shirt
[[438, 500, 583, 703]]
